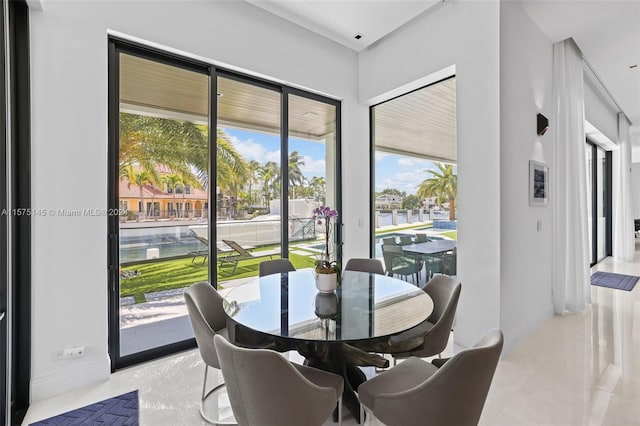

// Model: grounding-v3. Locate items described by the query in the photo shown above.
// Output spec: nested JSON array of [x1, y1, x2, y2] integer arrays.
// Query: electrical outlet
[[64, 346, 85, 358], [57, 346, 85, 359]]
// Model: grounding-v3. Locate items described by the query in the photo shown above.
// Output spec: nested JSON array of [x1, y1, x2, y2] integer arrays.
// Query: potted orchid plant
[[313, 205, 340, 291]]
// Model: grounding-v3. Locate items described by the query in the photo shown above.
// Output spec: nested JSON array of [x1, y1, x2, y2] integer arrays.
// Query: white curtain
[[613, 112, 635, 261], [551, 38, 591, 314]]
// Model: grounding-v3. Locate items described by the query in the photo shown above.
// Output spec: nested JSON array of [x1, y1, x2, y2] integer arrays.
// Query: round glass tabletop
[[223, 269, 433, 343]]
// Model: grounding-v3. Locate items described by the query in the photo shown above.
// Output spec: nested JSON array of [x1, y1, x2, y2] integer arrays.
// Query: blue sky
[[224, 127, 441, 195]]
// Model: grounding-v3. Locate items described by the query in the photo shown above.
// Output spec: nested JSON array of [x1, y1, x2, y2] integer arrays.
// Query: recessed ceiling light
[[354, 33, 364, 40]]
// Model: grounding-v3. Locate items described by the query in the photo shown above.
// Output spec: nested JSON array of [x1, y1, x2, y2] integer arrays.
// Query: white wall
[[631, 163, 640, 219], [29, 0, 365, 401], [359, 0, 501, 348], [584, 74, 619, 143], [499, 1, 554, 352]]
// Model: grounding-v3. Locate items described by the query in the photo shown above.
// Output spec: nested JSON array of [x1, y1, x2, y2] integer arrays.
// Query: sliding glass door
[[287, 93, 339, 264], [109, 43, 212, 367], [586, 141, 611, 265], [108, 40, 341, 368]]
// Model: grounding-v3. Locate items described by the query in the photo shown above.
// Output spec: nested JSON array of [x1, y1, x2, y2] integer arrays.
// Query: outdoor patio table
[[401, 239, 456, 256], [222, 269, 433, 424], [401, 240, 457, 280]]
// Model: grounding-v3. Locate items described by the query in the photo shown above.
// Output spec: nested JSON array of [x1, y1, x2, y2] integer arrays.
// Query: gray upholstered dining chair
[[358, 329, 503, 426], [258, 258, 296, 277], [184, 282, 234, 424], [344, 258, 385, 275], [213, 335, 344, 426], [388, 275, 461, 362]]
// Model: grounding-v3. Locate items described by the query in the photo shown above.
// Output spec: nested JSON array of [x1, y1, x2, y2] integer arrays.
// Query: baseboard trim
[[503, 305, 554, 355], [30, 357, 110, 402]]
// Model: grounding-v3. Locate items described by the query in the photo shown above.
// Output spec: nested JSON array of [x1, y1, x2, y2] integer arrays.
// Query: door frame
[[4, 0, 31, 422], [108, 37, 342, 370]]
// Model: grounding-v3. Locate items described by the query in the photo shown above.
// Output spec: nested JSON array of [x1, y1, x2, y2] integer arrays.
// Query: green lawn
[[441, 230, 458, 240], [121, 252, 316, 303], [375, 223, 432, 235]]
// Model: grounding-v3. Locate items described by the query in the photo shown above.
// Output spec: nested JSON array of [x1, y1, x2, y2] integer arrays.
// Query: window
[[370, 77, 457, 280], [108, 39, 341, 369]]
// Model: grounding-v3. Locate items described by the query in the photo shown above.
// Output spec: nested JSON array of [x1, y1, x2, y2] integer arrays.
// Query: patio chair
[[381, 245, 423, 284], [399, 235, 414, 245], [189, 234, 210, 264], [382, 237, 397, 246], [219, 239, 281, 275], [415, 233, 429, 243], [441, 247, 457, 276]]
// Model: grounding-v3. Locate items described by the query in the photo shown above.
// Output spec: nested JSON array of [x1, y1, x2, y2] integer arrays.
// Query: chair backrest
[[382, 237, 397, 246], [344, 258, 385, 275], [194, 235, 209, 247], [415, 233, 429, 243], [381, 244, 399, 274], [259, 258, 296, 277], [213, 335, 339, 426], [222, 239, 252, 257], [442, 247, 457, 276], [375, 329, 504, 426], [184, 282, 227, 368], [415, 275, 461, 357], [399, 235, 413, 245]]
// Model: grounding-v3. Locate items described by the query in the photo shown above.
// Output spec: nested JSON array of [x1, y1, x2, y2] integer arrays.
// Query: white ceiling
[[519, 0, 640, 126], [245, 0, 640, 127], [245, 0, 442, 51]]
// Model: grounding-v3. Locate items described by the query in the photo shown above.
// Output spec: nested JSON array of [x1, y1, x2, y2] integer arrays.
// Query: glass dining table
[[222, 269, 433, 423]]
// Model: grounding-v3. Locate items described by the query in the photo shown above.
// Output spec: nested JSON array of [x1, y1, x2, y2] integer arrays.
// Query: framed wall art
[[529, 160, 548, 207]]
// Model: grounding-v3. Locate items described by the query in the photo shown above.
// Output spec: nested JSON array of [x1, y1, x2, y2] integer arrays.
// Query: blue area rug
[[591, 271, 639, 291], [30, 390, 139, 425]]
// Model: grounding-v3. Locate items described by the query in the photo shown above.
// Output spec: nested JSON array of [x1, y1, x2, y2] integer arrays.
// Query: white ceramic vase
[[315, 272, 338, 293]]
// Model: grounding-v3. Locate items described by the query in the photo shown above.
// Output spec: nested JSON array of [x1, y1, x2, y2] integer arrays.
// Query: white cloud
[[230, 136, 280, 164], [300, 155, 326, 175], [397, 158, 417, 166], [377, 170, 426, 194], [375, 151, 389, 162]]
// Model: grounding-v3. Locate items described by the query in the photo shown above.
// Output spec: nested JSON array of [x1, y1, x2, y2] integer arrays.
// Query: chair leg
[[338, 396, 343, 426], [200, 364, 235, 425], [360, 404, 364, 426]]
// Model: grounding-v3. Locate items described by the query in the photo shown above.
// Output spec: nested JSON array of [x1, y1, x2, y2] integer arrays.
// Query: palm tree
[[416, 163, 457, 221], [165, 174, 183, 217], [123, 167, 159, 221], [288, 151, 305, 199], [212, 128, 249, 193], [119, 114, 249, 194], [309, 176, 326, 203], [119, 113, 202, 183], [259, 161, 279, 208], [247, 160, 261, 207]]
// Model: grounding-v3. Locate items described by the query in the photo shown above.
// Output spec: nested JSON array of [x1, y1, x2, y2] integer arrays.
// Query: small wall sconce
[[537, 113, 549, 136]]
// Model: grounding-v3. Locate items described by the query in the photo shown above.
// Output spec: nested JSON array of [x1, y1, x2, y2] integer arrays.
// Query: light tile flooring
[[23, 249, 640, 425]]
